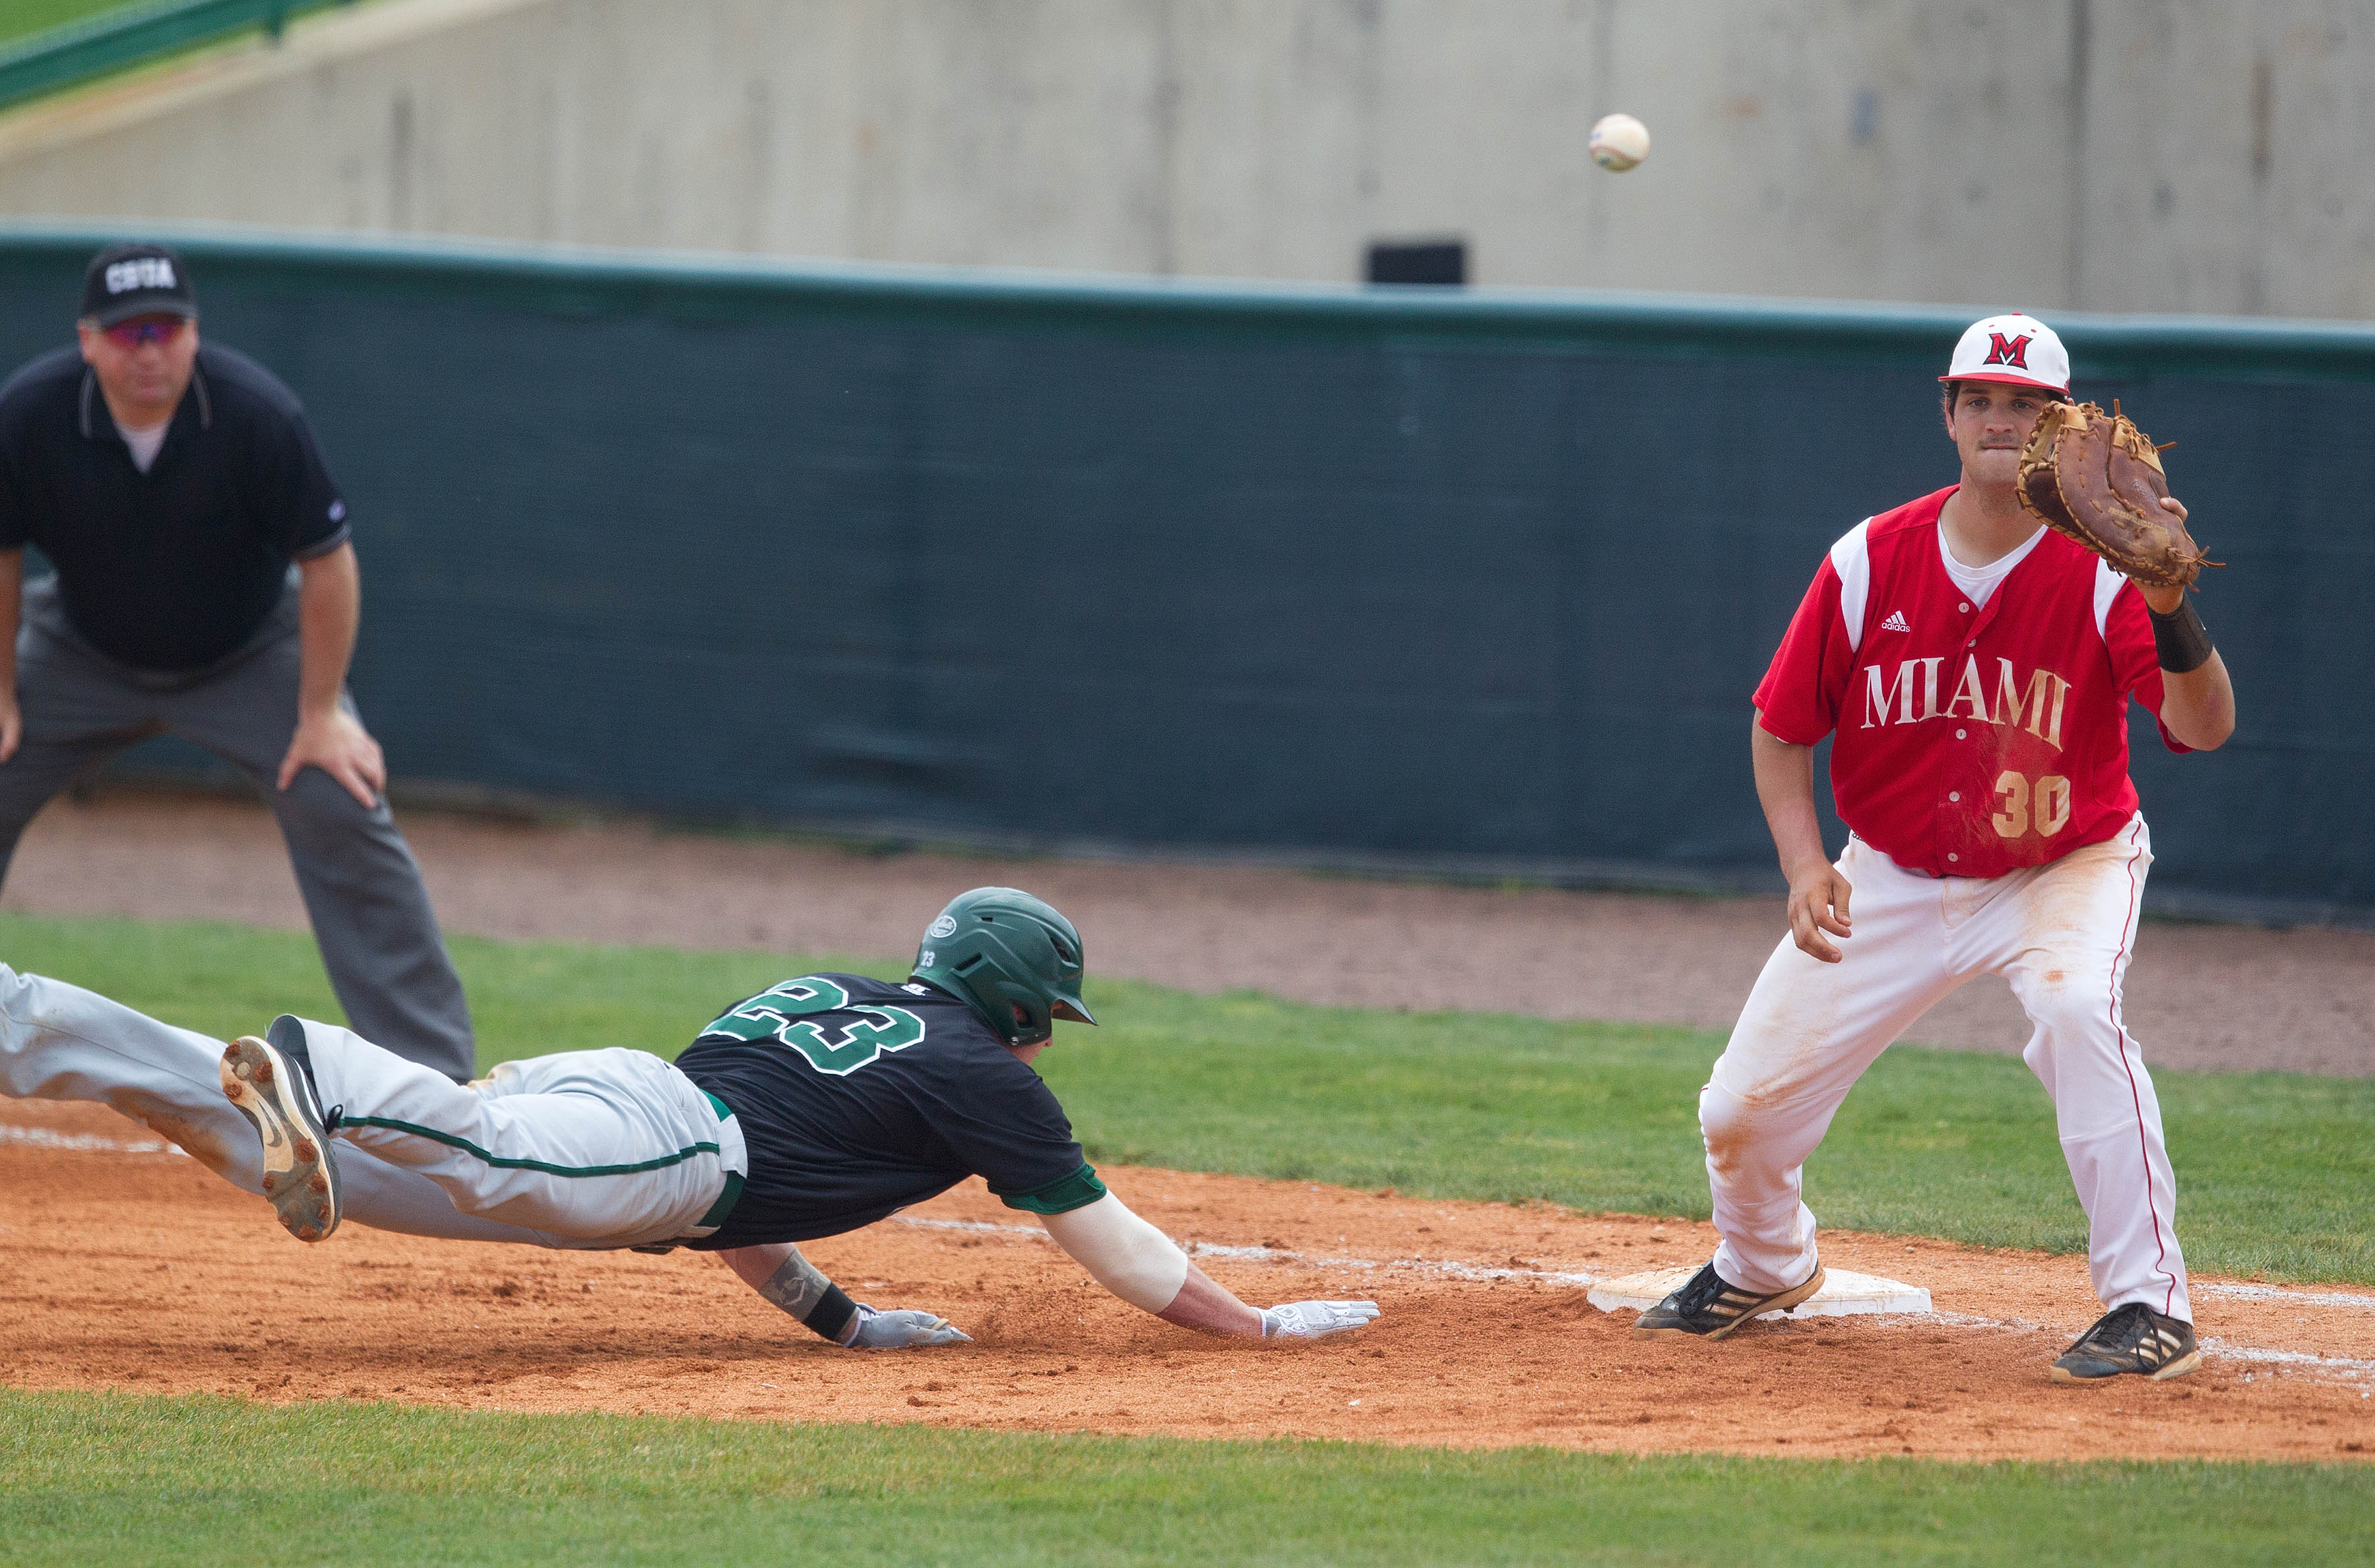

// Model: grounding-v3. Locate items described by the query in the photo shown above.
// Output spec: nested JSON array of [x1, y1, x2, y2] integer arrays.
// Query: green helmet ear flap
[[910, 887, 1092, 1046]]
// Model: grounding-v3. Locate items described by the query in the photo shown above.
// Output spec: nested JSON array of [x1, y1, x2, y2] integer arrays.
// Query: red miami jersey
[[1754, 486, 2186, 879]]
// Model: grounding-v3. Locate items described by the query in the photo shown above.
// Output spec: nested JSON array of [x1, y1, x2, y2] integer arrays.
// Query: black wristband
[[802, 1284, 858, 1343], [2148, 598, 2214, 674]]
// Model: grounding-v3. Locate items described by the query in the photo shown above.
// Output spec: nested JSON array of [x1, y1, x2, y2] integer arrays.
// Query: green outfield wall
[[0, 223, 2362, 917]]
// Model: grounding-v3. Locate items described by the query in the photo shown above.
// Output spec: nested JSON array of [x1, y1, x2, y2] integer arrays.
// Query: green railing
[[0, 0, 359, 113], [0, 219, 2360, 914]]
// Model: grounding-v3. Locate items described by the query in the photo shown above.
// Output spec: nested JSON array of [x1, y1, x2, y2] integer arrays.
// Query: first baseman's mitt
[[2014, 400, 2217, 590]]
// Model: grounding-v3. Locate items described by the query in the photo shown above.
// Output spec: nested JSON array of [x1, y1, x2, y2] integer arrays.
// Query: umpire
[[0, 243, 473, 1081]]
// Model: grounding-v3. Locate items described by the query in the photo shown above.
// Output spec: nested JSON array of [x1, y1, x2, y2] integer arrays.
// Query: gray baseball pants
[[0, 961, 551, 1244], [0, 576, 474, 1080]]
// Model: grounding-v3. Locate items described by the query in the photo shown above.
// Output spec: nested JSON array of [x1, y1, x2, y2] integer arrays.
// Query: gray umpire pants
[[0, 575, 474, 1081]]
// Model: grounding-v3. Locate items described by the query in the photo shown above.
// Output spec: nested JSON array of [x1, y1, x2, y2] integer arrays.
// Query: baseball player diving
[[0, 887, 1378, 1350], [1634, 315, 2234, 1383]]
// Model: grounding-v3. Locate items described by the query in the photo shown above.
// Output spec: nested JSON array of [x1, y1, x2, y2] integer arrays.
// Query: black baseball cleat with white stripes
[[1633, 1260, 1827, 1340], [220, 1015, 342, 1243], [2050, 1302, 2201, 1382]]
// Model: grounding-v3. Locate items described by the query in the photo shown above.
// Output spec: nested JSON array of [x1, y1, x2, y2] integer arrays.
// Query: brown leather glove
[[2015, 400, 2217, 590]]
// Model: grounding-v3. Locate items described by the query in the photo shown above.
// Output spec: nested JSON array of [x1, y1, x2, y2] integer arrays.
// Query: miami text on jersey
[[1862, 655, 2071, 749]]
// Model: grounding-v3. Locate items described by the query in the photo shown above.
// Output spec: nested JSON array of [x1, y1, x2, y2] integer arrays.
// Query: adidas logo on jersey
[[1878, 610, 1910, 633]]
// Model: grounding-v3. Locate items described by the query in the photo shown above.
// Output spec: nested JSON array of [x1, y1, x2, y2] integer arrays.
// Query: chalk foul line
[[0, 1123, 187, 1157], [891, 1216, 2375, 1385], [2197, 1281, 2375, 1311], [892, 1214, 1599, 1288], [14, 1134, 2374, 1385]]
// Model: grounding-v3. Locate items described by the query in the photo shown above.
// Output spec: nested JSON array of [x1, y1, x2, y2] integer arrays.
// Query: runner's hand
[[840, 1304, 974, 1350], [1261, 1300, 1381, 1340]]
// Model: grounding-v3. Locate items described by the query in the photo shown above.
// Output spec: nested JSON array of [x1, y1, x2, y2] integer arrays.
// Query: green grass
[[1045, 985, 2375, 1285], [0, 0, 371, 49], [0, 1, 372, 100], [0, 0, 140, 49], [1, 1389, 2368, 1567], [0, 908, 827, 1065], [1, 910, 2368, 1284], [3, 912, 2372, 1561]]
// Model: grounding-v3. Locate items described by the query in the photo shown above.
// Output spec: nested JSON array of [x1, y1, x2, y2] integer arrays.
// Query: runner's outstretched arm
[[1041, 1192, 1379, 1341]]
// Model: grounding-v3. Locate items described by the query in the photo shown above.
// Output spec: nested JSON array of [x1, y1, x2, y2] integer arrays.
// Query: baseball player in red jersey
[[1635, 314, 2236, 1382]]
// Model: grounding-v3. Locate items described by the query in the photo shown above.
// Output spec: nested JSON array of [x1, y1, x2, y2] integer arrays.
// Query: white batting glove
[[840, 1304, 974, 1350], [1261, 1300, 1381, 1340]]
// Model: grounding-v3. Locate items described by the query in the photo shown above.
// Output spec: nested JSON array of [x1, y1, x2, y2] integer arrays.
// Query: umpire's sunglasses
[[102, 317, 188, 348]]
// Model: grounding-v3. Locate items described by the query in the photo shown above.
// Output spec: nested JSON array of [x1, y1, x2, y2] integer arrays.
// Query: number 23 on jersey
[[700, 977, 926, 1075]]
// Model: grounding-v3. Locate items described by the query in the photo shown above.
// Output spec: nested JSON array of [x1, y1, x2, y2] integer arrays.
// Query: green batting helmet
[[911, 887, 1096, 1047]]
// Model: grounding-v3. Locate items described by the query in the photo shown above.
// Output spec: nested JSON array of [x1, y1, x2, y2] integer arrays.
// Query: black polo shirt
[[0, 343, 350, 672]]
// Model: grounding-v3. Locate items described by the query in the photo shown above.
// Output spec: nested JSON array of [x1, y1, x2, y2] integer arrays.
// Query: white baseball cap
[[1939, 312, 2069, 393]]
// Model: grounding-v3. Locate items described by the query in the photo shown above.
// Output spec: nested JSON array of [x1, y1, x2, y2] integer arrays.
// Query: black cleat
[[1633, 1260, 1826, 1340], [220, 1015, 342, 1243], [2051, 1303, 2201, 1383]]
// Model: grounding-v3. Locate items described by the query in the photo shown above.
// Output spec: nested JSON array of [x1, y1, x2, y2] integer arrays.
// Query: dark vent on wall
[[1365, 239, 1467, 286]]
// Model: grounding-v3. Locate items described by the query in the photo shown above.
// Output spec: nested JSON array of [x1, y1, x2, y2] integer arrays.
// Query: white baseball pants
[[293, 1018, 745, 1248], [0, 964, 740, 1251], [0, 963, 548, 1243], [1702, 816, 2190, 1321]]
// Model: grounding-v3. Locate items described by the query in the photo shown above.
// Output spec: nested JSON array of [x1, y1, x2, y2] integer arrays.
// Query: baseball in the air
[[1589, 113, 1651, 172]]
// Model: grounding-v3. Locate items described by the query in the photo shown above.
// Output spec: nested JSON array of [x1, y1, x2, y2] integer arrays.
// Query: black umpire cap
[[79, 243, 197, 327]]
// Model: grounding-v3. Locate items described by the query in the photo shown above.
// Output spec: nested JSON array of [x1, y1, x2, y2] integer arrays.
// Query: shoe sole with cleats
[[1634, 1265, 1827, 1341], [2050, 1347, 2203, 1383], [221, 1034, 340, 1242]]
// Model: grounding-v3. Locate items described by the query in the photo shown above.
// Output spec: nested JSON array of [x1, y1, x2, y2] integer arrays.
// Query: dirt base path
[[3, 1100, 2370, 1461], [5, 789, 2372, 1075]]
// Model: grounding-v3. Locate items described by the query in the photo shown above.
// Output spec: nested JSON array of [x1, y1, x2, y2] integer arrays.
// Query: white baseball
[[1589, 113, 1650, 172]]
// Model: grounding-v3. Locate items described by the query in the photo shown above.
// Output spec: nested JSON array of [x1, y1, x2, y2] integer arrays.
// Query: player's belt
[[693, 1090, 745, 1232], [627, 1090, 745, 1252]]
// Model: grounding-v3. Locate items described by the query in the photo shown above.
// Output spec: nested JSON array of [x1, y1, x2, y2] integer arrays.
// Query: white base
[[1587, 1265, 1932, 1320]]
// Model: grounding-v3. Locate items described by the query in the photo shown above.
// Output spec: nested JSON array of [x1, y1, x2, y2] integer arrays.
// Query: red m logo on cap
[[1984, 332, 2033, 368]]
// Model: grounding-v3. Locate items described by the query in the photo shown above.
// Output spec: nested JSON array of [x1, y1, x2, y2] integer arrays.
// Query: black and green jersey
[[672, 974, 1103, 1249]]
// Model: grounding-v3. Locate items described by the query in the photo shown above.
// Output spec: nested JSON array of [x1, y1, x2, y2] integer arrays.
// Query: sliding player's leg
[[259, 1016, 744, 1247], [0, 963, 557, 1244]]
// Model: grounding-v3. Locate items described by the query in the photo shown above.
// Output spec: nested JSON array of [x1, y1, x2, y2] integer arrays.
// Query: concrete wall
[[0, 0, 2369, 316]]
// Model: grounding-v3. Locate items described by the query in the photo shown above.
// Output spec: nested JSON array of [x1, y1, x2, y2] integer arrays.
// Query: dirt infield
[[3, 1098, 2370, 1461], [5, 788, 2372, 1075], [3, 787, 2372, 1462]]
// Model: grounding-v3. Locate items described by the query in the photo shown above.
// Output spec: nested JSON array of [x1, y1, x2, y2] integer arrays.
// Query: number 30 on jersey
[[700, 977, 926, 1075], [1992, 769, 2073, 840]]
